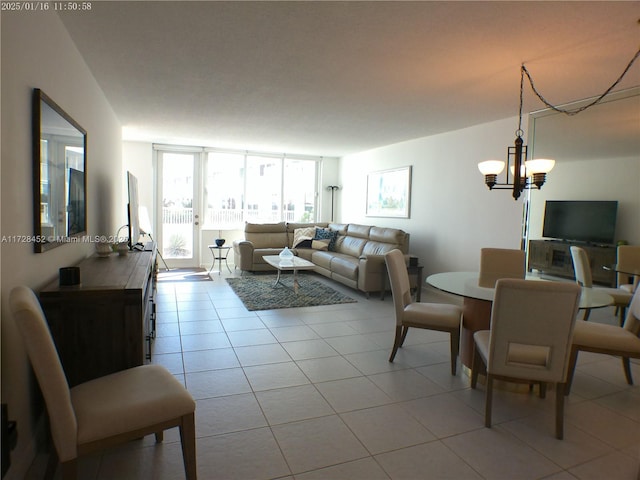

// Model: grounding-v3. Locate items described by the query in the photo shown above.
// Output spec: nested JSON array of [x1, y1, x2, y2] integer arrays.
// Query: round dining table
[[426, 271, 614, 368]]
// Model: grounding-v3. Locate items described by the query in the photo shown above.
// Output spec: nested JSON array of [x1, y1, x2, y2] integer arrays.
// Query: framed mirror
[[32, 89, 87, 253]]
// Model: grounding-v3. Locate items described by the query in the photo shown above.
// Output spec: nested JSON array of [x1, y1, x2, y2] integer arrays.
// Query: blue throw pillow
[[314, 228, 338, 251]]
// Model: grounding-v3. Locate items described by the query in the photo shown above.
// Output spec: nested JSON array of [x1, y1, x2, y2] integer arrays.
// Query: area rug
[[226, 274, 357, 311], [157, 268, 212, 282]]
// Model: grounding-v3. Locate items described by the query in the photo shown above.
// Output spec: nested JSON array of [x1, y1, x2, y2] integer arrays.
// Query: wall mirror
[[33, 88, 87, 253], [526, 86, 640, 244]]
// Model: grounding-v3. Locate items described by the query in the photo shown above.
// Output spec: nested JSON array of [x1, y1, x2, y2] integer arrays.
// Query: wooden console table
[[39, 245, 157, 387]]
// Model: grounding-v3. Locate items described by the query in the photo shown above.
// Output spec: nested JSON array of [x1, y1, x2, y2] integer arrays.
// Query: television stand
[[528, 239, 616, 286]]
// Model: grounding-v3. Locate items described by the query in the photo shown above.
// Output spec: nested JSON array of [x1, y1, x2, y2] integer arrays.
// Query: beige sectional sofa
[[233, 221, 410, 296]]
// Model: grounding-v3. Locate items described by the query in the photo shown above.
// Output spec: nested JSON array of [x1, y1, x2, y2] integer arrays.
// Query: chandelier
[[479, 46, 640, 201], [478, 66, 554, 201]]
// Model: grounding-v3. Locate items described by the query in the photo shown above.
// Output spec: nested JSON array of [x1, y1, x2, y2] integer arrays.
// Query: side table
[[380, 263, 424, 302], [208, 245, 232, 275]]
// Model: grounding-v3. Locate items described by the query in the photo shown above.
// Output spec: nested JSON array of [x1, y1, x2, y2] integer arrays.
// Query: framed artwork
[[366, 166, 412, 218]]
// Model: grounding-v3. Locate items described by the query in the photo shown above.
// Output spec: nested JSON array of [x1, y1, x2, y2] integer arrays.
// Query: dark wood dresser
[[39, 245, 157, 387]]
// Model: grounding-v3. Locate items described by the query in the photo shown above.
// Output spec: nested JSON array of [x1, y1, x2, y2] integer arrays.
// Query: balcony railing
[[162, 208, 301, 227]]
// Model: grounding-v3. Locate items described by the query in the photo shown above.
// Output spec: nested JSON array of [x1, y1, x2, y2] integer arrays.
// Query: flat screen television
[[127, 171, 142, 250], [542, 200, 618, 245]]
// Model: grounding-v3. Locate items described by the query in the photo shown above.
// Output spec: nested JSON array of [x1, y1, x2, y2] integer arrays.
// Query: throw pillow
[[314, 228, 338, 251], [311, 240, 329, 251], [295, 239, 313, 249], [293, 227, 316, 248]]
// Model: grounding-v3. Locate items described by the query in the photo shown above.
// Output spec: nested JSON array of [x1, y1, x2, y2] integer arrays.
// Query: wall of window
[[203, 149, 321, 228]]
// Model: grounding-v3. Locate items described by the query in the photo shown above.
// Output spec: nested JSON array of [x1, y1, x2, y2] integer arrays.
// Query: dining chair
[[470, 279, 581, 439], [384, 249, 463, 374], [9, 286, 197, 480], [617, 245, 640, 294], [570, 246, 632, 324], [566, 285, 640, 394], [478, 247, 525, 288]]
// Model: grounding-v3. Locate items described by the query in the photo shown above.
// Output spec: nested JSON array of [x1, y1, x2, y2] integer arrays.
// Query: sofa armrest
[[233, 240, 255, 271], [358, 254, 387, 292]]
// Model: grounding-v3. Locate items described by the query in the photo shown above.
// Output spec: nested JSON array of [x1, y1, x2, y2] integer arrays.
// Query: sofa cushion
[[369, 226, 408, 246], [293, 227, 316, 247], [329, 254, 359, 280], [245, 222, 287, 249], [346, 224, 372, 239], [362, 241, 398, 256], [337, 236, 367, 257], [314, 228, 338, 251]]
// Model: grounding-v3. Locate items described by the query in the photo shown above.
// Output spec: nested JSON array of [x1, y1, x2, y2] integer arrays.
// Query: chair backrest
[[487, 279, 581, 383], [617, 245, 640, 290], [385, 249, 412, 326], [9, 286, 78, 461], [623, 285, 640, 336], [478, 248, 525, 288], [570, 246, 593, 288]]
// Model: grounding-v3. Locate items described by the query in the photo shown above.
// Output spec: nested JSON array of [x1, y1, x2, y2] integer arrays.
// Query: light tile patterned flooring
[[35, 270, 640, 479]]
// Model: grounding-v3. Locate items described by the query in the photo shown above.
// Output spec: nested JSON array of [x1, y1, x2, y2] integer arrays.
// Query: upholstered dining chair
[[384, 249, 463, 374], [566, 285, 640, 394], [478, 247, 525, 288], [570, 246, 632, 323], [617, 245, 640, 294], [470, 279, 581, 439], [9, 286, 197, 480]]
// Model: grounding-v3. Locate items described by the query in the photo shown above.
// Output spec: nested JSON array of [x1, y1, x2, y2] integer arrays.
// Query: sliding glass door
[[156, 150, 201, 268]]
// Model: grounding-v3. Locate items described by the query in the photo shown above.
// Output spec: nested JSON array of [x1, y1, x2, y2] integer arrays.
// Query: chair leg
[[60, 459, 78, 480], [44, 449, 58, 480], [618, 306, 627, 327], [449, 330, 459, 376], [539, 382, 546, 399], [622, 357, 634, 385], [400, 325, 409, 347], [485, 375, 494, 428], [180, 412, 198, 480], [388, 326, 404, 362], [565, 347, 579, 396], [470, 343, 483, 389], [555, 383, 565, 440]]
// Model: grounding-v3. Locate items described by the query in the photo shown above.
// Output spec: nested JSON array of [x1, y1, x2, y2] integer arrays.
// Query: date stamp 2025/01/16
[[1, 1, 92, 12]]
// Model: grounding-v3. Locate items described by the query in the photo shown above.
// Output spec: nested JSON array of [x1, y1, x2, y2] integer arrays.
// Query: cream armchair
[[478, 247, 525, 288], [9, 286, 197, 479], [566, 285, 640, 393], [385, 249, 462, 375], [570, 245, 632, 323], [471, 279, 581, 439]]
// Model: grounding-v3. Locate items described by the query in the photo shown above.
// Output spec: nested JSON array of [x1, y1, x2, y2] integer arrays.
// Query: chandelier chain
[[521, 46, 640, 116]]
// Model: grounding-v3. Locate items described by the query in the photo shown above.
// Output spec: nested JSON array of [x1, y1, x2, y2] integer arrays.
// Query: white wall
[[340, 117, 525, 274], [1, 11, 122, 478]]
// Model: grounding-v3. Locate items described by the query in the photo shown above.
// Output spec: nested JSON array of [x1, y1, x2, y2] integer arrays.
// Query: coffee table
[[263, 255, 316, 293]]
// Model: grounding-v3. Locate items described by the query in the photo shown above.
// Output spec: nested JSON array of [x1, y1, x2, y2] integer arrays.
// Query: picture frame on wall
[[366, 166, 412, 218]]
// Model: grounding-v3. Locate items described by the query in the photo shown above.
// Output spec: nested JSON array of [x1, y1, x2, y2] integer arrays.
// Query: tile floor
[[33, 270, 640, 479]]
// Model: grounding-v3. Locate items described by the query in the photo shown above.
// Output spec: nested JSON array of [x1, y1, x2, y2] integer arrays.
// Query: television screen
[[127, 171, 142, 250], [542, 200, 618, 245]]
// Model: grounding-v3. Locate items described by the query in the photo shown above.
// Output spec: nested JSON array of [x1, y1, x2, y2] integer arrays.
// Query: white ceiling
[[58, 1, 640, 157]]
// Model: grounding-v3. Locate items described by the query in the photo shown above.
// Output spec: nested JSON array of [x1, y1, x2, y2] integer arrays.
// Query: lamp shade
[[525, 158, 555, 174], [478, 160, 505, 175]]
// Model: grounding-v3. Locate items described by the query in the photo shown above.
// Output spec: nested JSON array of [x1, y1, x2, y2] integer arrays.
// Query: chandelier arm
[[521, 47, 640, 117]]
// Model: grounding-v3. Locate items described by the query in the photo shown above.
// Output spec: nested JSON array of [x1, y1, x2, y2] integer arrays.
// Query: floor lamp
[[326, 185, 340, 222]]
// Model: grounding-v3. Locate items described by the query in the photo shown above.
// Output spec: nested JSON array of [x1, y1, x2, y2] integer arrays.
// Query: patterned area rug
[[226, 274, 357, 311]]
